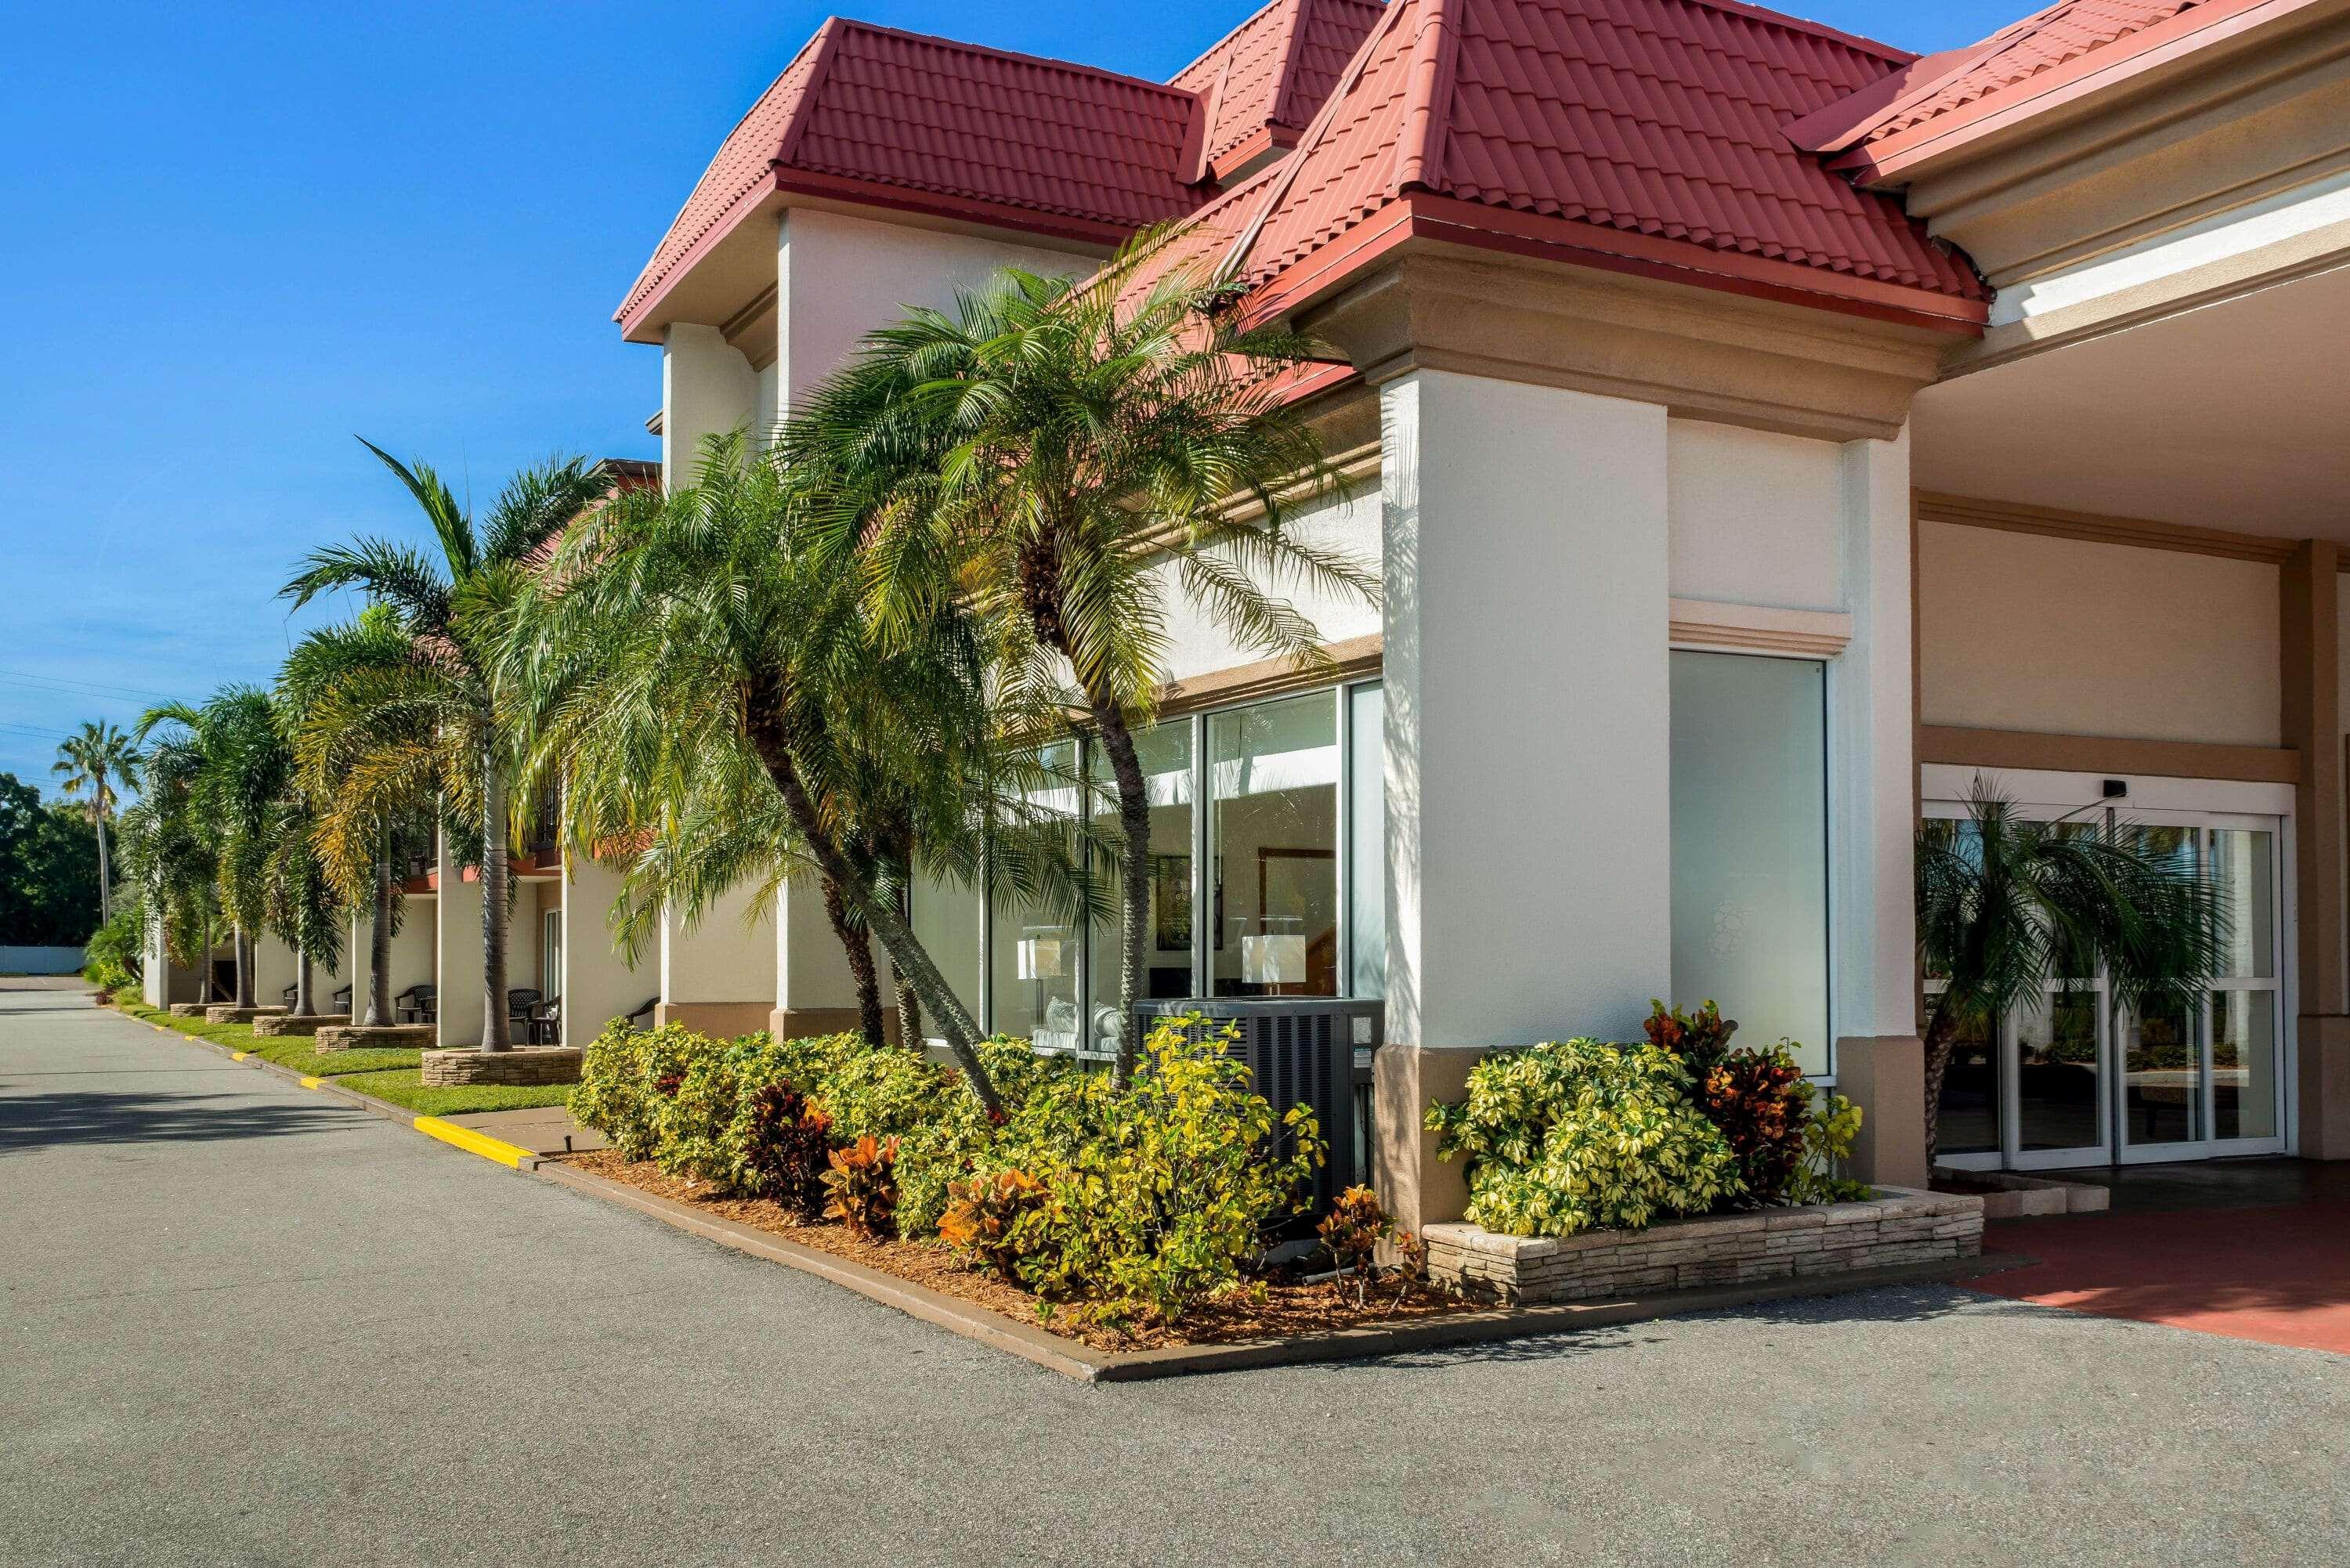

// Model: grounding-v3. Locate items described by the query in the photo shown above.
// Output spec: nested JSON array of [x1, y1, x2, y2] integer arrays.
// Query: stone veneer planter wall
[[420, 1046, 583, 1087], [315, 1024, 437, 1053], [252, 1013, 351, 1039], [1423, 1187, 1983, 1306], [204, 1005, 287, 1025]]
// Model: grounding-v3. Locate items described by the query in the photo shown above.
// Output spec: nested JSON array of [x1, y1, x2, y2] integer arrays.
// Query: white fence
[[0, 945, 88, 975]]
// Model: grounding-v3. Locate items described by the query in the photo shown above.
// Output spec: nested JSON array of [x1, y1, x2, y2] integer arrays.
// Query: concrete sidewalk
[[8, 987, 2350, 1567]]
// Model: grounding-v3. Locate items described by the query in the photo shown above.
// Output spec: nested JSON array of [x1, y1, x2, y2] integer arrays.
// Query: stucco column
[[2282, 540, 2350, 1157], [1831, 429, 1927, 1187], [1369, 369, 1673, 1234], [250, 933, 299, 1011], [656, 883, 778, 1039], [660, 323, 756, 493], [562, 851, 650, 1047], [436, 835, 486, 1049], [770, 880, 867, 1041]]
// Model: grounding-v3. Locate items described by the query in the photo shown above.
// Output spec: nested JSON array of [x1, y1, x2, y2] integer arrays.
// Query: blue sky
[[0, 0, 2025, 794]]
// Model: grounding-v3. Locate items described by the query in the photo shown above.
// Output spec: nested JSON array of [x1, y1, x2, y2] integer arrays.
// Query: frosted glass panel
[[910, 873, 983, 1042], [1669, 652, 1829, 1075], [991, 739, 1083, 1052], [1349, 682, 1385, 999]]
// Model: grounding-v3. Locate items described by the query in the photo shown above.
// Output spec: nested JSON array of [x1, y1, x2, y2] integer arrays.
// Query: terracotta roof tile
[[1871, 1, 2207, 141], [1172, 0, 1387, 174], [617, 20, 1206, 327], [1224, 0, 1986, 303]]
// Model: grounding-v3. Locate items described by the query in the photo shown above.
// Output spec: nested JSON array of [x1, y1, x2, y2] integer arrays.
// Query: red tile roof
[[1171, 0, 1388, 179], [1788, 0, 2309, 179], [1211, 0, 1987, 317], [616, 20, 1208, 332]]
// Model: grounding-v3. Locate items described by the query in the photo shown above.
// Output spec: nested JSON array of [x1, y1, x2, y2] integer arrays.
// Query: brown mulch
[[562, 1150, 1474, 1352]]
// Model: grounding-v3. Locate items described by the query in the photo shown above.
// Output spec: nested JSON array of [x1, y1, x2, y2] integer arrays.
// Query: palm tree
[[281, 608, 430, 1028], [52, 720, 140, 923], [284, 443, 604, 1050], [115, 728, 221, 997], [134, 688, 285, 1009], [507, 432, 1097, 1111], [1916, 779, 2229, 1165], [789, 233, 1376, 1082]]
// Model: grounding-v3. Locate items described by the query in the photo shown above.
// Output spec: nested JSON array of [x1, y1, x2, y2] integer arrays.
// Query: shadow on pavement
[[0, 1087, 363, 1154]]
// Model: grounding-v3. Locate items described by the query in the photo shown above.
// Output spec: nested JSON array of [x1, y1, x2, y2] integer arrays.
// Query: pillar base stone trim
[[1836, 1035, 1928, 1190], [654, 1001, 776, 1039], [1372, 1044, 1486, 1238]]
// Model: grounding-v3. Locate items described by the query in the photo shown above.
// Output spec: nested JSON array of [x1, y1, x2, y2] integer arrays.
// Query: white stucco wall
[[1152, 479, 1385, 685], [562, 854, 650, 1046], [1668, 420, 1844, 612], [776, 208, 1097, 416], [1918, 520, 2282, 746]]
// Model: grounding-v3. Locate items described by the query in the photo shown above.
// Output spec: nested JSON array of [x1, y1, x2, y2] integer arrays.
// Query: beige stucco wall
[[1918, 520, 2281, 746], [1152, 478, 1384, 685], [1667, 419, 1843, 612]]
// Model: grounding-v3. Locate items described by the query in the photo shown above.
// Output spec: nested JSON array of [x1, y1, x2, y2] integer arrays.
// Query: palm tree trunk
[[740, 685, 999, 1112], [481, 746, 512, 1051], [295, 949, 316, 1017], [367, 833, 393, 1027], [1920, 992, 1958, 1172], [95, 813, 111, 926], [233, 924, 254, 1009], [821, 874, 886, 1047], [1083, 684, 1152, 1087], [894, 966, 921, 1052]]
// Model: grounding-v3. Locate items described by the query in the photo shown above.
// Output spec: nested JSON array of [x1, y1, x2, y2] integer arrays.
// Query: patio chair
[[281, 983, 299, 1008], [506, 988, 541, 1036], [331, 984, 352, 1013], [625, 995, 660, 1032], [396, 983, 437, 1025], [528, 995, 561, 1046]]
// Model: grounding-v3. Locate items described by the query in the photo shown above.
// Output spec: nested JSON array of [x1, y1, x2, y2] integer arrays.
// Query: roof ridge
[[824, 16, 1202, 102], [1394, 0, 1467, 192], [1173, 0, 1293, 85], [771, 18, 848, 171], [1666, 0, 1918, 65], [1264, 0, 1319, 127]]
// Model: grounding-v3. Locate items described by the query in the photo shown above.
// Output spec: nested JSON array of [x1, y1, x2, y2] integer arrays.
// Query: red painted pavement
[[1966, 1202, 2350, 1355]]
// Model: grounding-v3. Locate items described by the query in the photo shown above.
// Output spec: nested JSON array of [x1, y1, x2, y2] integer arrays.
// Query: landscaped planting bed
[[562, 1148, 1467, 1351]]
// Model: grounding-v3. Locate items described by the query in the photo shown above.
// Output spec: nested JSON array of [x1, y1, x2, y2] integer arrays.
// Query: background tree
[[135, 688, 285, 1009], [52, 720, 140, 925], [1916, 779, 2229, 1165], [794, 237, 1376, 1082], [281, 608, 428, 1028], [0, 772, 102, 946], [115, 732, 222, 994], [284, 442, 602, 1049]]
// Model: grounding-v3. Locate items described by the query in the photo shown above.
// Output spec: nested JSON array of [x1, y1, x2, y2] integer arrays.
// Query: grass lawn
[[114, 1000, 575, 1113], [328, 1069, 574, 1117]]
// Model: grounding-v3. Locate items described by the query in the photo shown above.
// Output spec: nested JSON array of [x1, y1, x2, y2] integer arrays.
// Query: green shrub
[[1426, 1039, 1741, 1237], [81, 903, 143, 996], [965, 1021, 1327, 1324], [569, 1020, 719, 1162], [938, 1168, 1054, 1278], [1786, 1088, 1872, 1206]]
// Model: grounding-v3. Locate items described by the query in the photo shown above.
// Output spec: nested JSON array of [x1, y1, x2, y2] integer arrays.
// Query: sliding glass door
[[1929, 803, 2288, 1169]]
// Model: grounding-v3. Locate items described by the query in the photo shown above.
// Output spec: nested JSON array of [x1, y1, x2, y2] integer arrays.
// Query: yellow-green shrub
[[570, 1020, 719, 1162], [1426, 1039, 1741, 1237]]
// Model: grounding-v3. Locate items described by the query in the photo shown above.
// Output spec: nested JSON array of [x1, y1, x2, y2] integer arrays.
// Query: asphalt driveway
[[6, 981, 2349, 1568]]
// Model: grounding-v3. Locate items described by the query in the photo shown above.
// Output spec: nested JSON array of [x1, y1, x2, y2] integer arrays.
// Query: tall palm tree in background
[[52, 720, 141, 924], [281, 607, 427, 1028], [1916, 779, 2229, 1165], [792, 237, 1376, 1082], [507, 432, 1097, 1111], [134, 688, 285, 1009], [116, 724, 222, 998], [284, 442, 603, 1050]]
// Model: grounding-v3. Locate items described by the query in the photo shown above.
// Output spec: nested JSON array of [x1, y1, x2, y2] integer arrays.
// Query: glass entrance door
[[1929, 804, 2288, 1170]]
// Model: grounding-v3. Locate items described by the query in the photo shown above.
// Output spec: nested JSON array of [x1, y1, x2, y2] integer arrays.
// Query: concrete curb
[[533, 1158, 2026, 1384]]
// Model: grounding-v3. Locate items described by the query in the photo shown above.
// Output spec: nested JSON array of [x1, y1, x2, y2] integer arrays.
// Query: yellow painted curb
[[298, 1075, 323, 1089], [413, 1116, 531, 1170], [231, 1051, 249, 1061]]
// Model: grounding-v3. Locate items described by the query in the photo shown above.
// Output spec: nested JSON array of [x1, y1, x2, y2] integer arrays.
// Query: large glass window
[[2211, 826, 2280, 1140], [1209, 695, 1340, 997], [1668, 652, 1830, 1075], [1347, 682, 1386, 999], [1088, 720, 1195, 1059], [990, 739, 1083, 1053]]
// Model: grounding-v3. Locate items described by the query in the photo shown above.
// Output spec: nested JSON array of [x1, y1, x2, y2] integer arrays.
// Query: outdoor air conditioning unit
[[1133, 998, 1379, 1217]]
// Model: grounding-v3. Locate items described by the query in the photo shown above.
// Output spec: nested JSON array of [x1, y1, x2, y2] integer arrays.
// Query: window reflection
[[1089, 721, 1195, 1058], [1209, 696, 1340, 998]]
